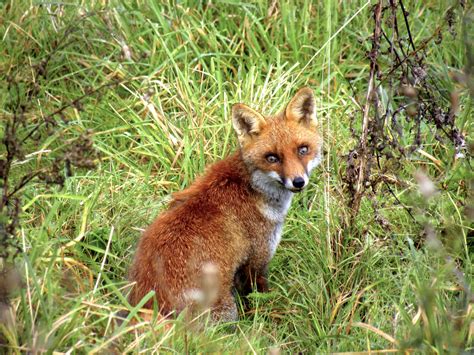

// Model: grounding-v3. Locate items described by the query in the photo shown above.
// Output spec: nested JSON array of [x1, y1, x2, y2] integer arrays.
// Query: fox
[[128, 87, 322, 322]]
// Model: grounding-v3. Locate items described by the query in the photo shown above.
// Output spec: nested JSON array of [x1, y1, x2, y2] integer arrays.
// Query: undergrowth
[[0, 0, 472, 353]]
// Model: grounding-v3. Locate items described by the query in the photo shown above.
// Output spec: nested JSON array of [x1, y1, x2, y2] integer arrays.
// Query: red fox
[[128, 87, 322, 322]]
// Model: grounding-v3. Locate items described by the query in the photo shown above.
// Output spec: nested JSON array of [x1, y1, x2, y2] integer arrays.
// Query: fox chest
[[258, 194, 292, 257]]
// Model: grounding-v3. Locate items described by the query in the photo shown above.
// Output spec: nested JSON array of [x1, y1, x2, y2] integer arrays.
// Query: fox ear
[[232, 104, 266, 140], [286, 87, 317, 126]]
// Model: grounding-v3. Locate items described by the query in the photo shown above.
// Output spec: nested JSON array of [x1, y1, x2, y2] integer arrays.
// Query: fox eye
[[298, 145, 309, 155], [265, 154, 280, 164]]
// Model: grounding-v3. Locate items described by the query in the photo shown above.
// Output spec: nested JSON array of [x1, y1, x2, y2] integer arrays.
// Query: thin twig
[[399, 0, 417, 53], [352, 1, 383, 216]]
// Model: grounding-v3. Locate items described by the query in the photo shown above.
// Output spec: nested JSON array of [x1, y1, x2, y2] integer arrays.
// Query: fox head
[[232, 87, 322, 193]]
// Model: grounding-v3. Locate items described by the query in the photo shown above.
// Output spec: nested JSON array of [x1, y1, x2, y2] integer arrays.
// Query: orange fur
[[128, 88, 322, 321]]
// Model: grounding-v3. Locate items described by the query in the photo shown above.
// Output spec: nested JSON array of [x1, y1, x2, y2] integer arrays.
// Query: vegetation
[[1, 0, 472, 352]]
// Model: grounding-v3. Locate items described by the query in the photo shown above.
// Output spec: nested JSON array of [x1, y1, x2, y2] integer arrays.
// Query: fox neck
[[234, 151, 291, 203], [249, 169, 293, 205], [234, 151, 293, 217]]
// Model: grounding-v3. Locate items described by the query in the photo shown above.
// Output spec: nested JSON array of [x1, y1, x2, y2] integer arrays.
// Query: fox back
[[128, 87, 322, 321]]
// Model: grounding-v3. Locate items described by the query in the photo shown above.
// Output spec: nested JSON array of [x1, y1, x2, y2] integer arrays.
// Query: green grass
[[1, 0, 472, 353]]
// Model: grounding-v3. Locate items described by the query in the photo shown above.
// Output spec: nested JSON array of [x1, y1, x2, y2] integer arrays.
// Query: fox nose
[[292, 177, 305, 189]]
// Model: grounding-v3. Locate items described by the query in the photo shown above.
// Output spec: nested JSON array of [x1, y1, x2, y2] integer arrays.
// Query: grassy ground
[[1, 0, 472, 353]]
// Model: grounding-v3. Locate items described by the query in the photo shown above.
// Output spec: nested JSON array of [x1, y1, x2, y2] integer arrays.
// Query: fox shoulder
[[168, 154, 250, 208]]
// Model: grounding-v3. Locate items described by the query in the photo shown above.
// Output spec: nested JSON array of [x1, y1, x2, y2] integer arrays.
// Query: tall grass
[[1, 0, 472, 353]]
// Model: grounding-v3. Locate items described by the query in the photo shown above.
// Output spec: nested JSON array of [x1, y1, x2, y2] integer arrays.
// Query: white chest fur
[[258, 194, 292, 222], [258, 192, 293, 257], [268, 222, 284, 257], [251, 169, 294, 257]]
